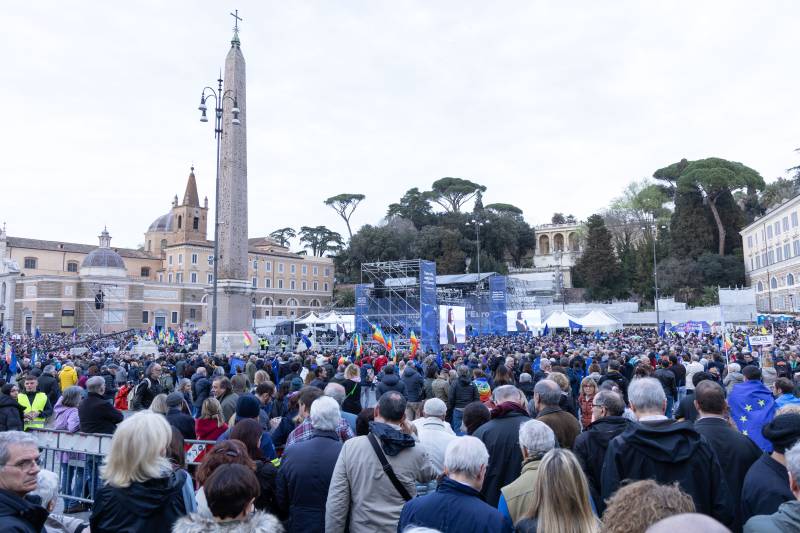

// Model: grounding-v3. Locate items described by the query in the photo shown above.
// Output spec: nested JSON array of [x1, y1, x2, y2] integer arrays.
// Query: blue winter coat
[[275, 429, 343, 533], [397, 477, 513, 533]]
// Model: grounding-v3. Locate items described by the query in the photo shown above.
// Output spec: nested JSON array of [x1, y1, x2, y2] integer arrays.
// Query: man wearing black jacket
[[79, 376, 123, 434], [36, 365, 60, 407], [572, 389, 632, 513], [597, 360, 629, 403], [693, 380, 762, 532], [654, 359, 677, 417], [601, 377, 733, 528]]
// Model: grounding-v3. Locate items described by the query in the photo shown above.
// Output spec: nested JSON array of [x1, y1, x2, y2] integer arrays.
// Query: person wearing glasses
[[0, 431, 48, 532]]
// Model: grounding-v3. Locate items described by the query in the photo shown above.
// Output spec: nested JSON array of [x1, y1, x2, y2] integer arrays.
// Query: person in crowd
[[398, 436, 513, 533], [774, 377, 800, 408], [355, 407, 375, 436], [0, 383, 25, 432], [375, 364, 407, 398], [59, 361, 78, 393], [173, 464, 283, 533], [131, 363, 163, 410], [461, 401, 491, 435], [31, 469, 89, 533], [191, 367, 211, 417], [285, 386, 353, 448], [308, 366, 328, 390], [514, 449, 599, 533], [431, 368, 450, 404], [447, 365, 480, 435], [325, 391, 436, 532], [78, 376, 123, 434], [547, 371, 577, 418], [18, 374, 53, 430], [51, 385, 86, 514], [602, 480, 696, 533], [674, 371, 713, 422], [166, 427, 197, 515], [729, 365, 777, 452], [165, 391, 196, 440], [340, 364, 362, 416], [724, 362, 745, 394], [684, 354, 705, 394], [276, 396, 343, 533], [37, 365, 60, 408], [217, 395, 277, 460], [741, 412, 800, 523], [654, 359, 678, 417], [577, 377, 597, 430], [517, 373, 535, 400], [89, 412, 191, 533], [601, 377, 733, 527], [211, 377, 239, 423], [744, 439, 800, 532], [229, 419, 279, 516], [177, 378, 193, 408], [254, 381, 276, 425], [271, 389, 301, 448], [498, 419, 556, 526], [647, 513, 731, 533], [572, 389, 631, 511], [401, 362, 425, 421], [411, 398, 456, 475], [0, 431, 49, 533], [692, 380, 763, 532], [323, 382, 357, 432], [532, 379, 581, 449], [149, 393, 169, 415], [193, 440, 256, 518], [474, 385, 531, 507], [597, 359, 628, 402]]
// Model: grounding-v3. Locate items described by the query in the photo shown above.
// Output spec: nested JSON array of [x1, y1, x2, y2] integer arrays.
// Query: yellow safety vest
[[18, 392, 48, 430]]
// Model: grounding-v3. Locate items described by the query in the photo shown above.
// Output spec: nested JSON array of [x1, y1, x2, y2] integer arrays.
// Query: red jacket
[[114, 385, 131, 411]]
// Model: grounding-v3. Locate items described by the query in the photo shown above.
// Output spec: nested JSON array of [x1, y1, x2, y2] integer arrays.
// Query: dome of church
[[148, 212, 173, 232], [82, 247, 125, 269]]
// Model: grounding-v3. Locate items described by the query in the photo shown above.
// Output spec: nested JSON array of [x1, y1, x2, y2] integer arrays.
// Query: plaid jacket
[[285, 417, 354, 448]]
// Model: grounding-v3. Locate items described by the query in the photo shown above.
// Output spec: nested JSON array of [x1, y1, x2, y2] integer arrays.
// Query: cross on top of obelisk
[[230, 9, 242, 45]]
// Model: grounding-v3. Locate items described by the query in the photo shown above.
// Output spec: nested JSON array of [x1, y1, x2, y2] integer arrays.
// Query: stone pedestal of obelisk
[[199, 27, 256, 354]]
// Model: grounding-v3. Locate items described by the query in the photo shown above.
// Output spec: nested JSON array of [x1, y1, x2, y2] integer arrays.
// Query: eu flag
[[569, 320, 583, 330], [272, 357, 280, 384], [728, 380, 777, 452]]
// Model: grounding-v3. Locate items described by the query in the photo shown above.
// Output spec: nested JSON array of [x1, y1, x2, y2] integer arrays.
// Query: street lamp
[[466, 218, 488, 333], [198, 74, 240, 354], [642, 222, 667, 328]]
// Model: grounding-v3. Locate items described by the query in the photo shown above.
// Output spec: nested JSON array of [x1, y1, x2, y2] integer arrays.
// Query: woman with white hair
[[31, 469, 88, 533], [89, 411, 191, 533]]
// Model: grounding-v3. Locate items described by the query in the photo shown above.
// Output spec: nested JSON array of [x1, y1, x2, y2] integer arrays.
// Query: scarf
[[369, 421, 416, 456], [490, 401, 528, 419]]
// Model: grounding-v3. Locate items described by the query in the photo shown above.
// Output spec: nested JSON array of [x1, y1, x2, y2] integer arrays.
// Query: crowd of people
[[0, 324, 799, 532]]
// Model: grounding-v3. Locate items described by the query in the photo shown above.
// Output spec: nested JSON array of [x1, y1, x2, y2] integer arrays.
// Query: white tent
[[317, 311, 355, 332], [543, 310, 581, 329], [579, 310, 623, 332], [294, 312, 322, 325]]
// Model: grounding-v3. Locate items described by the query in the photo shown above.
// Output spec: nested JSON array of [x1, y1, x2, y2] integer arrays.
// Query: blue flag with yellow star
[[728, 379, 777, 452]]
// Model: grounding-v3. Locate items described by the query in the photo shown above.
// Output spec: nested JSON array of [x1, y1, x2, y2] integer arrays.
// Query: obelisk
[[200, 13, 254, 353]]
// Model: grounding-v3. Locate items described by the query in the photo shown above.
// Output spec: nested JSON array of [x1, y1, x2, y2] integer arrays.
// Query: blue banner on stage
[[355, 284, 369, 335], [419, 260, 438, 352], [489, 275, 507, 335]]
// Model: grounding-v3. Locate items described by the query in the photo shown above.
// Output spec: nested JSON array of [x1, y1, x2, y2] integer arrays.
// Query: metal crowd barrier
[[30, 428, 216, 507]]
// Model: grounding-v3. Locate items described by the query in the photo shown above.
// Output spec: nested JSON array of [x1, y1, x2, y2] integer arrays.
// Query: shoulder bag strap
[[367, 432, 412, 501]]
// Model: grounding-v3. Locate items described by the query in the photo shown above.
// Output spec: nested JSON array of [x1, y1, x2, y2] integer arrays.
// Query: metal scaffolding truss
[[360, 260, 422, 340]]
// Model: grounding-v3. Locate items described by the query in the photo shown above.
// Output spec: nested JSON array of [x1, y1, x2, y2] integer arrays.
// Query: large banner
[[419, 261, 438, 352], [506, 309, 542, 332], [355, 284, 369, 335], [439, 305, 466, 345], [489, 275, 507, 335]]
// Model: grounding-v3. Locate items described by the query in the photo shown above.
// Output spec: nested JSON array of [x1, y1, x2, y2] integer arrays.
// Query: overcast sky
[[2, 1, 799, 251]]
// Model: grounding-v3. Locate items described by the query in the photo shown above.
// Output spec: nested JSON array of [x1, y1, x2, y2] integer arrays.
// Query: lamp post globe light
[[198, 76, 240, 354]]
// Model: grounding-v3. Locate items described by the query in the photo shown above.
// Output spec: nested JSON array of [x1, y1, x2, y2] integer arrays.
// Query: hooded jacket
[[402, 366, 425, 402], [376, 373, 407, 398], [89, 470, 188, 533], [744, 500, 800, 533], [0, 489, 49, 533], [172, 511, 282, 533], [447, 377, 479, 413], [741, 453, 794, 523], [59, 366, 78, 392], [601, 419, 733, 527], [53, 398, 81, 433], [473, 408, 531, 507], [37, 372, 60, 407], [572, 415, 632, 510], [0, 393, 25, 432]]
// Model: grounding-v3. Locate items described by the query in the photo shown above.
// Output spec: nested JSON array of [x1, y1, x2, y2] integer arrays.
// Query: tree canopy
[[324, 193, 365, 239], [425, 177, 486, 213], [269, 227, 296, 247]]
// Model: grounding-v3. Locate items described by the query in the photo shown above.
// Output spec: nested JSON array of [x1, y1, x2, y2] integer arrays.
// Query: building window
[[278, 263, 284, 273], [302, 281, 307, 291], [750, 257, 754, 271], [795, 240, 800, 257], [140, 267, 150, 277], [168, 255, 173, 265], [178, 254, 183, 265], [788, 273, 795, 286], [265, 278, 271, 288], [768, 226, 773, 239], [324, 282, 329, 291], [793, 212, 799, 227], [313, 281, 318, 291], [207, 273, 213, 284], [193, 217, 199, 230], [771, 277, 779, 289], [324, 267, 331, 277], [171, 311, 178, 324], [147, 240, 152, 251], [176, 272, 183, 283], [66, 261, 78, 273], [178, 215, 182, 229], [756, 256, 762, 269], [784, 217, 790, 232], [191, 272, 197, 283], [290, 280, 296, 290], [265, 261, 271, 272], [278, 279, 284, 289], [168, 273, 173, 283], [775, 221, 781, 236], [191, 253, 198, 264], [777, 247, 783, 262], [757, 281, 764, 292], [290, 264, 296, 274], [302, 265, 307, 275], [252, 277, 258, 288], [158, 273, 164, 282], [768, 250, 775, 265], [190, 308, 196, 319], [208, 255, 213, 265], [785, 243, 791, 260], [747, 236, 753, 249], [24, 257, 37, 269], [313, 265, 318, 275], [253, 259, 258, 270], [142, 311, 149, 323]]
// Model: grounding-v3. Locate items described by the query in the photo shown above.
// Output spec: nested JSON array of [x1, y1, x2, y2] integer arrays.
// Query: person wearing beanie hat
[[741, 413, 800, 523], [214, 394, 277, 460], [165, 391, 196, 440]]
